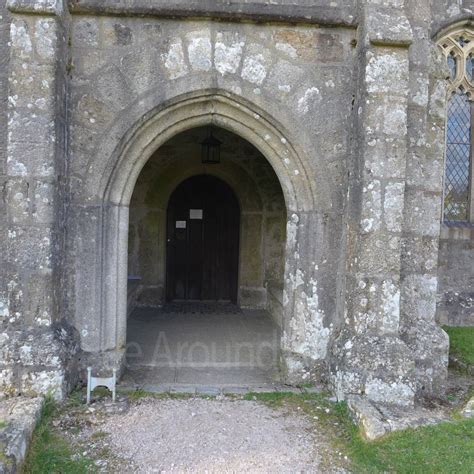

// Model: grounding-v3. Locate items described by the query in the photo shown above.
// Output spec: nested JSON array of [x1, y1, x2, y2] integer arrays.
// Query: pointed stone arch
[[81, 90, 327, 211], [73, 90, 330, 380]]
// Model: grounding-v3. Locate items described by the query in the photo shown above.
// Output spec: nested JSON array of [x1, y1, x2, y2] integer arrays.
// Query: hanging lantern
[[200, 130, 222, 164]]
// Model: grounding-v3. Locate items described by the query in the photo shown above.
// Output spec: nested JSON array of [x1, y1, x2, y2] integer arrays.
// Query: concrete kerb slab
[[118, 383, 307, 397], [0, 397, 43, 473], [461, 396, 474, 418]]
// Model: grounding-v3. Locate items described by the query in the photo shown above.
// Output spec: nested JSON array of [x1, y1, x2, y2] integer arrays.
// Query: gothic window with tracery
[[438, 29, 474, 223]]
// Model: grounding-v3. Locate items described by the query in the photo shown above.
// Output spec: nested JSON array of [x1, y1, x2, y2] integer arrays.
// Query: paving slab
[[125, 304, 281, 388], [347, 395, 451, 440]]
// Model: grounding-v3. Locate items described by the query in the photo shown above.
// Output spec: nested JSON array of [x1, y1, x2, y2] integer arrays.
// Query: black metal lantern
[[201, 130, 222, 165]]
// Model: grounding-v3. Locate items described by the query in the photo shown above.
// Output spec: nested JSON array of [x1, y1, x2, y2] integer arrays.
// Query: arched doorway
[[124, 126, 287, 387], [127, 126, 287, 313], [166, 175, 240, 303], [74, 92, 329, 386]]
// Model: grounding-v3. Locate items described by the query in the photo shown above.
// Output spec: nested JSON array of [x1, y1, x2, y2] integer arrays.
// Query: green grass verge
[[22, 397, 94, 474], [444, 326, 474, 366], [351, 418, 474, 473], [246, 391, 474, 474]]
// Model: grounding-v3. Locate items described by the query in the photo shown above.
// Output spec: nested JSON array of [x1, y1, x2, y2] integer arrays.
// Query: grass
[[22, 397, 94, 474], [350, 419, 474, 473], [444, 326, 474, 366], [0, 420, 7, 429], [246, 391, 474, 474]]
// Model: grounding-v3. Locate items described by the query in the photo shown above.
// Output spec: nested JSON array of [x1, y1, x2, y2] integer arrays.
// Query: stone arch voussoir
[[85, 90, 323, 213]]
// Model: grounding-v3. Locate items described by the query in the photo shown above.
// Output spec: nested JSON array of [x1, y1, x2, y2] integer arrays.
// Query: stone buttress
[[1, 0, 78, 399]]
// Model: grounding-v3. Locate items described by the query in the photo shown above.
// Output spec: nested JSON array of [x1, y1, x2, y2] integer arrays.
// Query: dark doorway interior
[[166, 175, 240, 302]]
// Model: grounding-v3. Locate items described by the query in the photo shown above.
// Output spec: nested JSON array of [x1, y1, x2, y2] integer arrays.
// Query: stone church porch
[[0, 0, 462, 419]]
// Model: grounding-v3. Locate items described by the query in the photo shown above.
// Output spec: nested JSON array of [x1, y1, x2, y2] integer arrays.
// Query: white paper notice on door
[[176, 221, 187, 229], [189, 209, 203, 220]]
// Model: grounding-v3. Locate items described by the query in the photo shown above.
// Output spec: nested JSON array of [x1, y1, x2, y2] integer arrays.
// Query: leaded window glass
[[445, 92, 471, 221], [438, 28, 474, 223]]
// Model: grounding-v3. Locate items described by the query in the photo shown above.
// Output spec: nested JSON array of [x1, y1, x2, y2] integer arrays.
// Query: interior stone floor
[[120, 303, 282, 392]]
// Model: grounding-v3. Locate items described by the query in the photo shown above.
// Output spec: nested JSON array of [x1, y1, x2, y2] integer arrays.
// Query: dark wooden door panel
[[166, 175, 240, 303]]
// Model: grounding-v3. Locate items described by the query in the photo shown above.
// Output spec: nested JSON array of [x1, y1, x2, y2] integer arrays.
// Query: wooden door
[[166, 175, 240, 303]]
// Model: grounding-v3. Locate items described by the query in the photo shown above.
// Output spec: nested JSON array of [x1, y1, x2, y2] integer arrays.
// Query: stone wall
[[432, 0, 474, 31], [331, 0, 423, 406], [0, 0, 11, 396], [0, 0, 79, 399], [399, 0, 449, 397], [0, 0, 10, 326], [437, 226, 474, 326], [0, 0, 466, 405], [66, 11, 355, 382], [68, 0, 358, 26]]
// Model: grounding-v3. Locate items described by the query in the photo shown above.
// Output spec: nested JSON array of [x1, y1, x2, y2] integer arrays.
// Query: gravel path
[[98, 398, 325, 473]]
